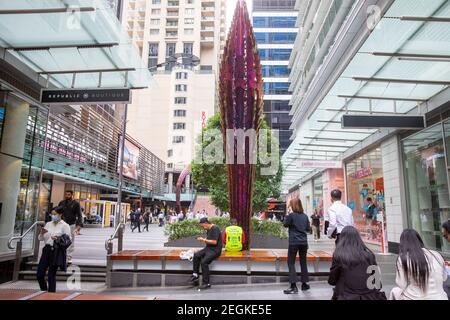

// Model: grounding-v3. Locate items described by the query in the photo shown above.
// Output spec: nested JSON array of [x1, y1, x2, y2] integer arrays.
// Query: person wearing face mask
[[36, 206, 71, 292]]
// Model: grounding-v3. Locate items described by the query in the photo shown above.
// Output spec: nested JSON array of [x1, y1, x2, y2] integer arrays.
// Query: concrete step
[[19, 270, 106, 282], [24, 262, 106, 273]]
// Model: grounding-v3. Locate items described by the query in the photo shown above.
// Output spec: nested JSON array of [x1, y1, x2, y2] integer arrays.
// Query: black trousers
[[324, 221, 329, 235], [132, 220, 141, 232], [143, 221, 149, 231], [287, 244, 309, 284], [36, 245, 58, 292], [193, 248, 220, 284]]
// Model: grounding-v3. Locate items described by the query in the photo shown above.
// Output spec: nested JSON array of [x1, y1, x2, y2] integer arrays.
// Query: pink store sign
[[350, 167, 373, 179], [298, 160, 342, 169]]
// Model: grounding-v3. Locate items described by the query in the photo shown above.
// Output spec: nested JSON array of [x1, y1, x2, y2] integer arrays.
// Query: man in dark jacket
[[58, 190, 82, 264]]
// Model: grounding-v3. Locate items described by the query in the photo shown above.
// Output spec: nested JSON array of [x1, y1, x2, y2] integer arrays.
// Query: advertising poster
[[118, 138, 140, 180]]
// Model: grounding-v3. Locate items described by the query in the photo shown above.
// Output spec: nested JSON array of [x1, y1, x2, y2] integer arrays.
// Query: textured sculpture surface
[[219, 0, 263, 249]]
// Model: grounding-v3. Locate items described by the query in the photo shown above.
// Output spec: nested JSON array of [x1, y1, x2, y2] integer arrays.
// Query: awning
[[282, 0, 450, 191], [0, 0, 151, 89]]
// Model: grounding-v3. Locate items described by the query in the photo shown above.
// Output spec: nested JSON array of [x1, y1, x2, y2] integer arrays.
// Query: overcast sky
[[226, 0, 253, 32]]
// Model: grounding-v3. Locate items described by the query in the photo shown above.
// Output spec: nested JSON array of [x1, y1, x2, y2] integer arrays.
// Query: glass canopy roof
[[282, 0, 450, 190], [0, 0, 151, 89]]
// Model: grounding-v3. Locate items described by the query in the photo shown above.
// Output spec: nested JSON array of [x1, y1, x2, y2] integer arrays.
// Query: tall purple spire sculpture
[[219, 0, 263, 250]]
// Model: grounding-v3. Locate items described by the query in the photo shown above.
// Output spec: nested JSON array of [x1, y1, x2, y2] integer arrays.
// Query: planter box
[[164, 234, 288, 249]]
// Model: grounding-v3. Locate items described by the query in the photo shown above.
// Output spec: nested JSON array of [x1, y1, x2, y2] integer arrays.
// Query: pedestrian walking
[[283, 197, 311, 294], [390, 229, 448, 300], [57, 190, 82, 264], [143, 210, 150, 232], [326, 189, 354, 244], [311, 208, 321, 241], [36, 207, 71, 292], [158, 211, 165, 227], [132, 208, 142, 233]]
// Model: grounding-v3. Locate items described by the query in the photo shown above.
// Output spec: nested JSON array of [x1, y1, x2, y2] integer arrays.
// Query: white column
[[185, 174, 191, 192], [381, 135, 407, 251], [0, 95, 29, 253], [168, 172, 173, 194]]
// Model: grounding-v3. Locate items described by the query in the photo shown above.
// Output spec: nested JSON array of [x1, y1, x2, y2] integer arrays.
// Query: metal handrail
[[8, 221, 45, 250], [105, 223, 125, 251]]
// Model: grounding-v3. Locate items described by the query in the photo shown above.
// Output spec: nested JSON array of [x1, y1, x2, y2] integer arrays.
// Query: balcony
[[201, 15, 215, 25], [201, 6, 215, 16], [166, 31, 178, 38], [201, 36, 214, 47], [168, 1, 179, 7], [166, 19, 179, 28], [201, 26, 214, 36], [167, 10, 179, 17]]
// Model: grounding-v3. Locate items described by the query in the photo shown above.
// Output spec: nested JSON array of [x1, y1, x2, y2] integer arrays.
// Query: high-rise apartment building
[[252, 0, 297, 155], [122, 0, 226, 198]]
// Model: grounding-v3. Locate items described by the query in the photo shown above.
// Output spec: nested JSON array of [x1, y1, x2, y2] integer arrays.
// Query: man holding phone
[[189, 218, 223, 290]]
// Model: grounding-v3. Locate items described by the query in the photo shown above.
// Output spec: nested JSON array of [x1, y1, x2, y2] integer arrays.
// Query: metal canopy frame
[[7, 42, 119, 51], [399, 16, 450, 22], [303, 136, 364, 142], [281, 0, 450, 191], [352, 76, 450, 86], [370, 52, 450, 62], [337, 95, 427, 102], [0, 7, 96, 15], [0, 2, 151, 90]]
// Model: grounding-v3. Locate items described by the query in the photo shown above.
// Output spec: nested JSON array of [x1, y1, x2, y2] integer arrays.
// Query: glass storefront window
[[403, 122, 450, 256], [312, 176, 323, 217], [14, 106, 49, 251], [0, 106, 5, 146], [346, 148, 386, 246]]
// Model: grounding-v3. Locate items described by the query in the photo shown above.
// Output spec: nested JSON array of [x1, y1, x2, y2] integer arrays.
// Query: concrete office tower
[[252, 0, 297, 155], [122, 0, 227, 199]]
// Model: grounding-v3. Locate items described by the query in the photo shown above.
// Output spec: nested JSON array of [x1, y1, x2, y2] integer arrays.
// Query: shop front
[[0, 92, 48, 258], [345, 148, 386, 246], [402, 119, 450, 257]]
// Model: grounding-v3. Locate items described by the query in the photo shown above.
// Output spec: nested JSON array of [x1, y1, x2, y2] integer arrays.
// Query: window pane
[[403, 124, 449, 255]]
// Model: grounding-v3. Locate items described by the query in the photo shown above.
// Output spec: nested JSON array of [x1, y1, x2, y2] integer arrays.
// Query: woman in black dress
[[328, 226, 387, 300]]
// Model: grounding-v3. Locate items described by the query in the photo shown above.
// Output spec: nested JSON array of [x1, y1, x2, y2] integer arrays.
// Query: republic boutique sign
[[40, 88, 131, 105]]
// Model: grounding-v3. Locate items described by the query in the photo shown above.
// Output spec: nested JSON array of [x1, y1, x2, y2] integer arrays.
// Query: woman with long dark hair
[[390, 229, 448, 300], [328, 226, 387, 300], [283, 197, 311, 294]]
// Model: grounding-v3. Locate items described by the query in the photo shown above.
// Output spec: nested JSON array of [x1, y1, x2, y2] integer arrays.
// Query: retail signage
[[118, 137, 140, 181], [342, 115, 425, 129], [298, 160, 342, 169], [350, 167, 373, 179], [40, 88, 131, 105]]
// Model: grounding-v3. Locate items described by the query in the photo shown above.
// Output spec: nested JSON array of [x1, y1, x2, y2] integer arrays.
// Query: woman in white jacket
[[390, 229, 448, 300], [36, 206, 71, 292]]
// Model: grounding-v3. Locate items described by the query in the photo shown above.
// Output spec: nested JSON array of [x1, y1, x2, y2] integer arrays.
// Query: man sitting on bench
[[190, 217, 223, 289]]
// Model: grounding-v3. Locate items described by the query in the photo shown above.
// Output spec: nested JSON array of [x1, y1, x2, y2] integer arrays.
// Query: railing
[[8, 221, 45, 282], [105, 223, 125, 255]]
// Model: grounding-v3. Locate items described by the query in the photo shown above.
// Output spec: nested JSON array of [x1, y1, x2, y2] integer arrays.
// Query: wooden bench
[[107, 248, 333, 288]]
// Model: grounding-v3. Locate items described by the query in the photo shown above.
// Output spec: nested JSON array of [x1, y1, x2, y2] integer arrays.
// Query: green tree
[[191, 114, 283, 213]]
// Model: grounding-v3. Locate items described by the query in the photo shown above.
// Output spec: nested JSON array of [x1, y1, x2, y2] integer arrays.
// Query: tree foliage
[[191, 114, 283, 213]]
